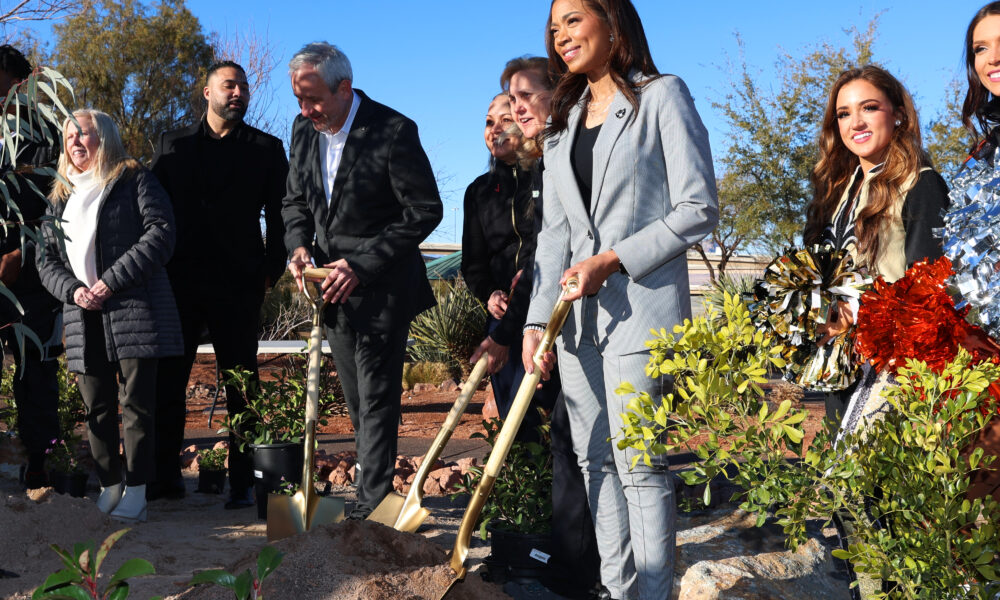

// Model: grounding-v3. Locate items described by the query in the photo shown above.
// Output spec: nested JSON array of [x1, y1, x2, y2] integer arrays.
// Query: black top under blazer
[[282, 90, 443, 335]]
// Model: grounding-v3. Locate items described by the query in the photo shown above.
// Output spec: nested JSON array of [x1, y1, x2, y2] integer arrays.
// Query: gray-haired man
[[282, 42, 442, 518]]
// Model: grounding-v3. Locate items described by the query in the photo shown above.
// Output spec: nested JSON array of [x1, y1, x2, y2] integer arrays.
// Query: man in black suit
[[283, 42, 442, 518], [151, 60, 288, 506], [0, 45, 62, 490]]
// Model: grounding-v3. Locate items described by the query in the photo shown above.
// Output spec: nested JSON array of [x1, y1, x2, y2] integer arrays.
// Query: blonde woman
[[38, 109, 181, 521]]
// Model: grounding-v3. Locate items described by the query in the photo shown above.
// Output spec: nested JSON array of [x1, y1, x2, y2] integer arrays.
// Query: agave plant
[[407, 277, 486, 379]]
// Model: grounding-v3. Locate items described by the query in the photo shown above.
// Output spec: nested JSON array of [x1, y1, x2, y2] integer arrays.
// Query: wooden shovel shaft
[[447, 278, 578, 578], [407, 354, 489, 507], [303, 267, 331, 282], [300, 296, 328, 528]]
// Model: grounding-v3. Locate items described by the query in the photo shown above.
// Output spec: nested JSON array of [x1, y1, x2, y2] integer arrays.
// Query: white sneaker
[[110, 485, 147, 522], [96, 483, 122, 514]]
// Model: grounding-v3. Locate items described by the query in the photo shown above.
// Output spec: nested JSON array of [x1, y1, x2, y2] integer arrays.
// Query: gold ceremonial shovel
[[267, 267, 346, 541], [439, 277, 578, 598], [367, 353, 490, 532]]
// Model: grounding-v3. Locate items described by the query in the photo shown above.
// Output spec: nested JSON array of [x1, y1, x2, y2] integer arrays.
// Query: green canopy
[[425, 251, 462, 280]]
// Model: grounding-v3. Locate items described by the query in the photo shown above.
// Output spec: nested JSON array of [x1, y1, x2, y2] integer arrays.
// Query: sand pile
[[0, 487, 118, 586], [173, 519, 507, 600]]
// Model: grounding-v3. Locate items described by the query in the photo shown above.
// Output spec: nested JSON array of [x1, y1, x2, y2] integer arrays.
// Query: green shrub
[[0, 357, 86, 438], [451, 416, 553, 539], [618, 292, 1000, 598]]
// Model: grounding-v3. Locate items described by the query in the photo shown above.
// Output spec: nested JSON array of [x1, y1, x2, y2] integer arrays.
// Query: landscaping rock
[[673, 509, 848, 599], [438, 379, 459, 392], [412, 383, 436, 393]]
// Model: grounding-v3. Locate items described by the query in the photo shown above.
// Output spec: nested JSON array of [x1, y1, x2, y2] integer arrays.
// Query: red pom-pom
[[855, 257, 991, 374]]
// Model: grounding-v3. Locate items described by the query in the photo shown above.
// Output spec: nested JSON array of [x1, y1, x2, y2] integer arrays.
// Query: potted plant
[[196, 447, 228, 494], [46, 437, 89, 497], [452, 416, 553, 583], [222, 366, 333, 519]]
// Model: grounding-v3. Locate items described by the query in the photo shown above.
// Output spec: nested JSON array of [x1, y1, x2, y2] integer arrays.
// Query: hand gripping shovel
[[367, 353, 490, 532], [266, 267, 346, 541], [440, 277, 578, 598]]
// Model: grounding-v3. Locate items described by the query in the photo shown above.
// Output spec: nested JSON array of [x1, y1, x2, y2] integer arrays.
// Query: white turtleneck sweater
[[61, 169, 104, 288]]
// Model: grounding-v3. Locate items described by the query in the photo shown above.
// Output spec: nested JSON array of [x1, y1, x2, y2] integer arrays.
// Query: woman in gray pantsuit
[[38, 109, 181, 522], [522, 1, 718, 598]]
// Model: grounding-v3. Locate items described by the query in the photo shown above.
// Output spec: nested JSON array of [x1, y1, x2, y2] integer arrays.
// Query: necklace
[[587, 93, 613, 114]]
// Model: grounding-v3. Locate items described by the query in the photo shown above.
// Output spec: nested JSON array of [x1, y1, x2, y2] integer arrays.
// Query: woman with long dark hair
[[522, 1, 718, 597], [961, 2, 1000, 160]]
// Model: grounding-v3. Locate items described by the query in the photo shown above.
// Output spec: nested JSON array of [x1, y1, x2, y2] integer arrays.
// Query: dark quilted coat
[[37, 164, 182, 373]]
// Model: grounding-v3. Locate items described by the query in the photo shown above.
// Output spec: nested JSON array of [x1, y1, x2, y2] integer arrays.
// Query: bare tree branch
[[211, 22, 285, 141]]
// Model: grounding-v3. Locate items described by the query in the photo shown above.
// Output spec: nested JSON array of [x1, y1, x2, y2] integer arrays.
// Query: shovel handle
[[448, 277, 578, 576], [303, 267, 331, 282]]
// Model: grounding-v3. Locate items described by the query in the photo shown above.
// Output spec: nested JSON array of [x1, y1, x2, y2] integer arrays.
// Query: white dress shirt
[[319, 91, 361, 206]]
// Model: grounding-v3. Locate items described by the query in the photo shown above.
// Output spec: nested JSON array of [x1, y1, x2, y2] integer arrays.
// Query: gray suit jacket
[[527, 74, 718, 355]]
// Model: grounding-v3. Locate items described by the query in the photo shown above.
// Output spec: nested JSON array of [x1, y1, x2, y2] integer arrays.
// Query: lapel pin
[[615, 108, 626, 118]]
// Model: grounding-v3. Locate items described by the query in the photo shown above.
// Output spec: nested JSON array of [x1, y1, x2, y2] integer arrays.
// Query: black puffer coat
[[37, 163, 182, 373], [460, 162, 538, 346]]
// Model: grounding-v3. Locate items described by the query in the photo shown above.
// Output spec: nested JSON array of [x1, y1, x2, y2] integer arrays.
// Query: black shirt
[[151, 119, 288, 293], [572, 120, 602, 214]]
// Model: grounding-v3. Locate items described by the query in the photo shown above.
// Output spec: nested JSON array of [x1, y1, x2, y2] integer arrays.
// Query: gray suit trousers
[[557, 309, 676, 600]]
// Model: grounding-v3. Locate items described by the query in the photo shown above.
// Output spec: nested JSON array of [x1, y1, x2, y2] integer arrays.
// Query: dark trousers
[[0, 287, 62, 465], [548, 390, 601, 594], [325, 305, 408, 514], [153, 288, 262, 494], [488, 318, 546, 442], [78, 311, 156, 487], [486, 319, 598, 591]]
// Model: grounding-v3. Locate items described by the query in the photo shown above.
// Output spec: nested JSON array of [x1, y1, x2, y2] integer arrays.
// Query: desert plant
[[220, 367, 335, 451], [451, 416, 553, 539], [32, 528, 158, 600], [45, 436, 86, 475], [190, 545, 284, 600], [408, 277, 486, 379], [402, 361, 452, 390], [618, 292, 1000, 598], [702, 271, 757, 315], [197, 447, 227, 471]]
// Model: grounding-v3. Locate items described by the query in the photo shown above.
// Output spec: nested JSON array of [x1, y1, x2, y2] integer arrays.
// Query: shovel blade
[[366, 492, 405, 527], [366, 492, 432, 533], [266, 491, 346, 541]]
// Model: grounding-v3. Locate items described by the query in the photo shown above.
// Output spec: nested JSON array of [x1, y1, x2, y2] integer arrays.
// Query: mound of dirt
[[173, 519, 507, 600]]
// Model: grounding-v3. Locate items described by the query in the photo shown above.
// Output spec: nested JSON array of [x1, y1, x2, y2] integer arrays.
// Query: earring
[[609, 34, 615, 42], [894, 119, 901, 126]]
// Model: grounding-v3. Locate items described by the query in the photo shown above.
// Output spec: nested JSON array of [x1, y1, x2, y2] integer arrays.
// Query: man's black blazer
[[152, 119, 288, 295], [282, 90, 442, 335]]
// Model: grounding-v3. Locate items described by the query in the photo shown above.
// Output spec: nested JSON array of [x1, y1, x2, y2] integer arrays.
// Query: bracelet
[[523, 323, 546, 334]]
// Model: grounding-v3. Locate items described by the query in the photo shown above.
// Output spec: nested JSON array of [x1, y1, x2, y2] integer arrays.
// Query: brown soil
[[173, 520, 508, 600]]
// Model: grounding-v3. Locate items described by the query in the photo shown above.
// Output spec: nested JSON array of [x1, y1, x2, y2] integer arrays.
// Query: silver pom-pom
[[940, 152, 1000, 339]]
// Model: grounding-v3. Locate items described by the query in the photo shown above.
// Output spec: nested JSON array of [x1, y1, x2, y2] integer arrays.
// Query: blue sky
[[24, 1, 989, 242]]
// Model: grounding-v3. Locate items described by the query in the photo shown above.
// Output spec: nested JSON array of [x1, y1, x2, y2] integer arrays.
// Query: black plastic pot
[[250, 442, 303, 519], [50, 471, 88, 497], [484, 521, 553, 583], [197, 469, 227, 494]]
